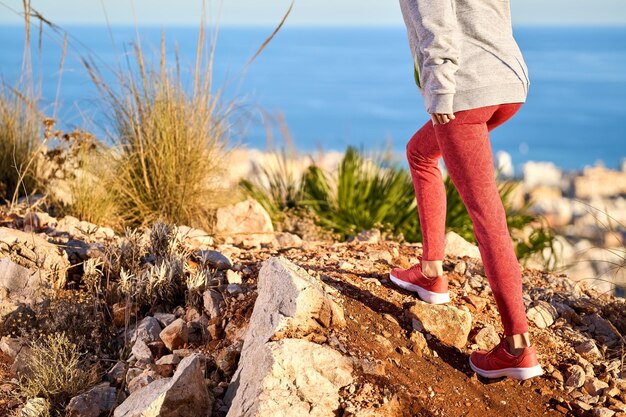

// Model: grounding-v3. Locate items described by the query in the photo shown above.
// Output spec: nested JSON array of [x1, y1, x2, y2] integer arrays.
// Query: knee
[[406, 135, 419, 161], [406, 134, 427, 167]]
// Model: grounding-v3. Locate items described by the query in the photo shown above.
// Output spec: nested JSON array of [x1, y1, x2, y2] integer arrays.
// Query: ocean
[[0, 25, 625, 173]]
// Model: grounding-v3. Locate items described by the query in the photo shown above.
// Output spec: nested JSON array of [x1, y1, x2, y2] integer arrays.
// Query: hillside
[[0, 201, 625, 417]]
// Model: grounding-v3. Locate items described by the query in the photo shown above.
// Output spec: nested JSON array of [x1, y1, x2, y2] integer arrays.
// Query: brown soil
[[205, 240, 582, 417]]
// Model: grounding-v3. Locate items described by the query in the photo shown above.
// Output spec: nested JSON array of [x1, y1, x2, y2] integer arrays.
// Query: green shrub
[[302, 146, 418, 241]]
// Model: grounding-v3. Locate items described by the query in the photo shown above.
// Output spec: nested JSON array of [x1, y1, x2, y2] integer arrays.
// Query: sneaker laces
[[484, 333, 507, 359]]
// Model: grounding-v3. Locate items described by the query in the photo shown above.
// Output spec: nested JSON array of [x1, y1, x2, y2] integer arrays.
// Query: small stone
[[383, 313, 399, 325], [368, 249, 393, 263], [592, 408, 616, 417], [444, 231, 481, 259], [410, 331, 430, 356], [131, 339, 153, 366], [468, 275, 483, 289], [226, 283, 242, 294], [354, 229, 381, 244], [159, 318, 189, 351], [195, 249, 233, 270], [65, 382, 117, 417], [573, 400, 593, 411], [338, 261, 355, 270], [156, 354, 181, 366], [106, 361, 127, 386], [273, 232, 303, 248], [526, 301, 558, 329], [585, 378, 609, 396], [576, 339, 603, 362], [409, 301, 472, 349], [454, 261, 467, 275], [127, 371, 155, 394], [226, 269, 242, 284], [474, 325, 500, 351], [153, 312, 176, 328], [465, 294, 487, 312], [551, 370, 564, 383], [125, 316, 162, 345], [565, 365, 586, 388], [0, 336, 24, 360], [203, 289, 224, 319]]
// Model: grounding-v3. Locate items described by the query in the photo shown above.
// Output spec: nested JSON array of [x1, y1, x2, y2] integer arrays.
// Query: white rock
[[273, 232, 303, 248], [224, 257, 350, 416], [113, 353, 213, 417], [409, 301, 472, 349], [474, 325, 500, 351], [526, 301, 558, 329], [226, 338, 353, 417], [226, 269, 242, 284], [0, 227, 70, 288], [495, 151, 514, 178], [444, 231, 481, 260], [214, 199, 273, 237]]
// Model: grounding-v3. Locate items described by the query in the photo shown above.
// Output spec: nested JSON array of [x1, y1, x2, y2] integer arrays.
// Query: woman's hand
[[430, 113, 455, 125]]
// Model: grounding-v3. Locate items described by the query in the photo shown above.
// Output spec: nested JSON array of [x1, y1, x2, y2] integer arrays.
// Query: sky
[[0, 0, 625, 26]]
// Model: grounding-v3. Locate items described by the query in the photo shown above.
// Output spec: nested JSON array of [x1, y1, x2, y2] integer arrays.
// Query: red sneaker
[[389, 256, 450, 304], [469, 337, 544, 380]]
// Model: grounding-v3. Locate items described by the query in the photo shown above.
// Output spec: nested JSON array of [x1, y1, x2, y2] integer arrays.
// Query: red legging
[[406, 102, 528, 336]]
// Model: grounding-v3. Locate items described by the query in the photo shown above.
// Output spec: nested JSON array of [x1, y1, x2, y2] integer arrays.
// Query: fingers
[[430, 113, 455, 125]]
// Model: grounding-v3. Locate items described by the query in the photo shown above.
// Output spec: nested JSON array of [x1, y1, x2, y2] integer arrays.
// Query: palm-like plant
[[302, 146, 419, 241]]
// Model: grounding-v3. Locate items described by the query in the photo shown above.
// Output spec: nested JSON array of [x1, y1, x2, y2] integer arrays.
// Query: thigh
[[487, 102, 524, 132]]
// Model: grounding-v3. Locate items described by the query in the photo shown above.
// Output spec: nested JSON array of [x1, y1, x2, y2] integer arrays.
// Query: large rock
[[224, 257, 350, 416], [408, 301, 472, 349], [0, 227, 70, 288], [444, 231, 481, 260], [227, 338, 353, 417], [0, 258, 49, 316], [113, 353, 213, 417], [215, 199, 273, 236], [66, 382, 117, 417]]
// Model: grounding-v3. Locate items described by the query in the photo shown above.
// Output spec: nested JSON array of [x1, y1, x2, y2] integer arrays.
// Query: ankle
[[505, 333, 531, 356], [421, 259, 443, 278]]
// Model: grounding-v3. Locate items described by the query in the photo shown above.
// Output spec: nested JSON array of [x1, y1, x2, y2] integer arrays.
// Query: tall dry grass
[[0, 85, 43, 205], [83, 25, 235, 229]]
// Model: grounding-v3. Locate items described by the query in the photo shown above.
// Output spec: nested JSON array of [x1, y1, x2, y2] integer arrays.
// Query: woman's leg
[[406, 119, 446, 276], [432, 103, 529, 338]]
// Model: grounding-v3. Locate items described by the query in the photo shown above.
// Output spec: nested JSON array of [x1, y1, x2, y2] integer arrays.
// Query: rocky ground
[[0, 200, 625, 417]]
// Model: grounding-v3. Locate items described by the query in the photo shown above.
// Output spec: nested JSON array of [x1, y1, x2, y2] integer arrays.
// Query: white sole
[[469, 359, 544, 380], [389, 273, 450, 304]]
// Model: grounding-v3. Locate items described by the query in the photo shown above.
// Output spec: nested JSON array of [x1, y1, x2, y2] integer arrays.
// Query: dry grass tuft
[[0, 84, 44, 205], [83, 26, 235, 230], [16, 332, 100, 416]]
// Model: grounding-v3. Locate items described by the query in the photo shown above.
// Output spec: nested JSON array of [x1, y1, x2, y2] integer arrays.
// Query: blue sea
[[0, 25, 625, 173]]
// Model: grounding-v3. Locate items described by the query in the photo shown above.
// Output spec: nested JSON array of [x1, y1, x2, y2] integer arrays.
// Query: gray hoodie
[[399, 0, 530, 115]]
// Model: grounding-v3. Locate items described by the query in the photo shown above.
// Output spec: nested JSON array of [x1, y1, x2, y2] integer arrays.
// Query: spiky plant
[[302, 146, 418, 241]]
